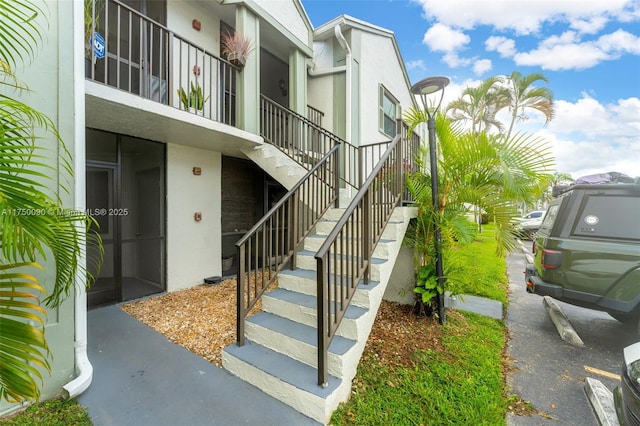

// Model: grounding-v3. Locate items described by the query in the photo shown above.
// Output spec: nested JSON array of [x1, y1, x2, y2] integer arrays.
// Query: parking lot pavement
[[505, 252, 636, 425]]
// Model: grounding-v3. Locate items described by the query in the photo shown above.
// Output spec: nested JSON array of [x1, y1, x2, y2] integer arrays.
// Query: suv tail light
[[541, 249, 562, 269]]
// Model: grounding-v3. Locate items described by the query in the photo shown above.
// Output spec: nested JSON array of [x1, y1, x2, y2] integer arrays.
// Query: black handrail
[[314, 120, 412, 386], [235, 144, 341, 345]]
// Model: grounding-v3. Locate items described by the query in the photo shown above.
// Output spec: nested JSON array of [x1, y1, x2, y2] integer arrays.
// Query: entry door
[[86, 129, 166, 308], [87, 164, 120, 306]]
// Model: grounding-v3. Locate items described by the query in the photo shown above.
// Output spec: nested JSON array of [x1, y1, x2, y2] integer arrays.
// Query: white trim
[[63, 0, 93, 399]]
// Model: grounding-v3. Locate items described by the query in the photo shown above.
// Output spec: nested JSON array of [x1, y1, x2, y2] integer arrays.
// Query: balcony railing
[[85, 0, 239, 125]]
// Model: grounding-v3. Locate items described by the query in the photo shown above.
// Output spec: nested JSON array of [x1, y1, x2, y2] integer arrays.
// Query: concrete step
[[314, 218, 406, 240], [223, 340, 350, 424], [262, 288, 368, 340], [293, 250, 389, 283], [276, 266, 383, 309], [245, 311, 357, 378], [303, 234, 396, 257]]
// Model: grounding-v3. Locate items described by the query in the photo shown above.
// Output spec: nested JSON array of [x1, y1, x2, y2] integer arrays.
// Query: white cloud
[[540, 94, 640, 178], [513, 29, 640, 70], [422, 23, 469, 52], [597, 29, 640, 54], [406, 59, 427, 71], [570, 16, 608, 34], [473, 59, 492, 75], [442, 52, 472, 67], [514, 42, 610, 70], [485, 36, 516, 58], [413, 0, 636, 35]]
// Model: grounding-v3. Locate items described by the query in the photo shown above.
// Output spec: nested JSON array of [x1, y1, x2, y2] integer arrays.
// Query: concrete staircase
[[222, 205, 416, 424], [242, 144, 310, 190]]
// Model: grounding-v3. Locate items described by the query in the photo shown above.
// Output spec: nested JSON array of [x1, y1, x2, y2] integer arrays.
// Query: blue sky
[[302, 0, 640, 179]]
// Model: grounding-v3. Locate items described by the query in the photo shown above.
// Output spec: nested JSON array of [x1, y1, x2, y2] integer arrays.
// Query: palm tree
[[0, 0, 101, 403], [445, 76, 509, 137], [402, 110, 553, 312], [502, 71, 555, 141]]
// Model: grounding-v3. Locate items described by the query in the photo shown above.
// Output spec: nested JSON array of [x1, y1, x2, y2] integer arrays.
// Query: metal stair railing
[[314, 120, 418, 386], [235, 144, 341, 346]]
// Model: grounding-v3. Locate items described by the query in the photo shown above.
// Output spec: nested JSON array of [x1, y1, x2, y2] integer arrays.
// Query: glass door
[[87, 164, 120, 306], [86, 129, 165, 308]]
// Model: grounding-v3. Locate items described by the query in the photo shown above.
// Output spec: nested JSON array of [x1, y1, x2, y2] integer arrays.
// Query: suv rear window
[[538, 204, 558, 235], [570, 194, 640, 240]]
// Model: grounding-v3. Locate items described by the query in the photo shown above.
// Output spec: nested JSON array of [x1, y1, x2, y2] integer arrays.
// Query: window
[[379, 85, 399, 137]]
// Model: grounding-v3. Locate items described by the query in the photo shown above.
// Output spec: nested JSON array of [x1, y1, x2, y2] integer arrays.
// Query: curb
[[584, 377, 620, 426], [542, 296, 584, 347]]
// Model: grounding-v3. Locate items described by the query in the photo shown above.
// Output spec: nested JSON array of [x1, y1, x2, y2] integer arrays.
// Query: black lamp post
[[410, 76, 449, 324]]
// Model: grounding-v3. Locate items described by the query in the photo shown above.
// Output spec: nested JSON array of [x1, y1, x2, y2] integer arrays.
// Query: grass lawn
[[331, 224, 510, 425], [0, 399, 91, 426]]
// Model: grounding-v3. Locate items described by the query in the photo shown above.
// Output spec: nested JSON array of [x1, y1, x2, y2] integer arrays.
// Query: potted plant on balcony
[[221, 30, 254, 68], [177, 65, 209, 111]]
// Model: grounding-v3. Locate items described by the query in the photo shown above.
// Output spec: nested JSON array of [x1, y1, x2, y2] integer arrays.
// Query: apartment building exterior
[[1, 0, 422, 421]]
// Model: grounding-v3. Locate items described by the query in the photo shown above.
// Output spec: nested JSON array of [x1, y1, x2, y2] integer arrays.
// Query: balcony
[[84, 0, 262, 155]]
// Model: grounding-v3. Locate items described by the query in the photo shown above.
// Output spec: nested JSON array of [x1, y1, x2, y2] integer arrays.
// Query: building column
[[288, 49, 307, 116], [236, 6, 259, 134]]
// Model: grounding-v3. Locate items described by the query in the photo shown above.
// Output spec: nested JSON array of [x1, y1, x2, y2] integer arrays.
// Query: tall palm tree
[[402, 110, 553, 311], [0, 0, 101, 403], [445, 76, 509, 137], [502, 71, 555, 141]]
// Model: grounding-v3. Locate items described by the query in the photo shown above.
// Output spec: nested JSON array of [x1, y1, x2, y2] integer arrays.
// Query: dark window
[[379, 85, 399, 137], [571, 194, 640, 240]]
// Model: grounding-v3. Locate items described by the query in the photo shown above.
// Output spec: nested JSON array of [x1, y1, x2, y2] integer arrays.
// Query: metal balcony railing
[[85, 0, 239, 125]]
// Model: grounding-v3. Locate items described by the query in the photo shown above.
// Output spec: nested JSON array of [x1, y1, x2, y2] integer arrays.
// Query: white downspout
[[334, 24, 352, 144], [63, 0, 93, 398]]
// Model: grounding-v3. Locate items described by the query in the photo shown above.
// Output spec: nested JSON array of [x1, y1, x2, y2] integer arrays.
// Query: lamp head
[[411, 76, 450, 115], [410, 76, 450, 96]]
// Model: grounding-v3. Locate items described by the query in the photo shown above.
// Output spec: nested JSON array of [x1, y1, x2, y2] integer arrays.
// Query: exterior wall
[[307, 41, 338, 134], [358, 30, 415, 146], [255, 0, 309, 46], [0, 0, 77, 415], [167, 1, 221, 55], [383, 246, 416, 305], [166, 144, 222, 291]]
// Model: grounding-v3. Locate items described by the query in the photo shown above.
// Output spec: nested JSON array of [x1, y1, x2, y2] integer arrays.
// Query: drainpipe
[[333, 24, 352, 144], [63, 0, 93, 399]]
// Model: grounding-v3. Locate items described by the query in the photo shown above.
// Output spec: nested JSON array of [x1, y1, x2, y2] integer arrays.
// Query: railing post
[[334, 146, 340, 208], [396, 119, 403, 201], [289, 192, 299, 270], [236, 244, 245, 346], [362, 192, 371, 284], [316, 257, 328, 387]]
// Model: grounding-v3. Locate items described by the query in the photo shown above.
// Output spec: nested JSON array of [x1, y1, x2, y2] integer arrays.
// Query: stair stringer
[[222, 205, 417, 424], [241, 143, 309, 190]]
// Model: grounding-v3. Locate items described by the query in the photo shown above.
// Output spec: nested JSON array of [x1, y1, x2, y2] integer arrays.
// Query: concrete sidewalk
[[78, 305, 319, 426]]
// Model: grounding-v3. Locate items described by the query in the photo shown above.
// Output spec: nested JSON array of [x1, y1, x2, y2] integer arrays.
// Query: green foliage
[[414, 264, 440, 304], [402, 109, 552, 308], [331, 234, 509, 425], [331, 313, 507, 425], [0, 0, 102, 403], [0, 398, 92, 425], [177, 82, 209, 111], [447, 224, 508, 304]]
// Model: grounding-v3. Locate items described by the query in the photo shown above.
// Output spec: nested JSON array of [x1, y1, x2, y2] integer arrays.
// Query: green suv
[[524, 176, 640, 331]]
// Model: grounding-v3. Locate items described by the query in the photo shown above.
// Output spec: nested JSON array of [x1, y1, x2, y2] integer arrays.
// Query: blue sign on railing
[[90, 32, 105, 59]]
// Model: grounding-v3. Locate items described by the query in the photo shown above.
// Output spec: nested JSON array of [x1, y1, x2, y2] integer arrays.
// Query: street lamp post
[[410, 76, 449, 324]]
